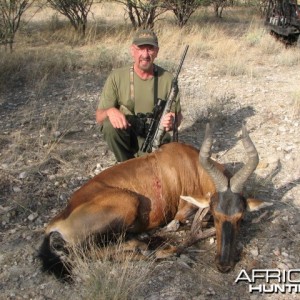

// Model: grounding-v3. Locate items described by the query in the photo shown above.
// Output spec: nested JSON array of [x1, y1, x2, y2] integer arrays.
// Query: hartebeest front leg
[[162, 198, 199, 232]]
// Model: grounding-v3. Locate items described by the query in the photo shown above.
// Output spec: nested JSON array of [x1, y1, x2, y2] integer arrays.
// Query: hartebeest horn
[[230, 123, 259, 194], [199, 123, 228, 192]]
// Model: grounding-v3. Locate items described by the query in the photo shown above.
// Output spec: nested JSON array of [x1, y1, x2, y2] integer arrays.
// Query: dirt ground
[[0, 37, 300, 299]]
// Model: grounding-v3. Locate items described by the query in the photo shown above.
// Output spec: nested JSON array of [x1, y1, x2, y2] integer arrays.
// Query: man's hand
[[161, 112, 175, 132], [106, 107, 130, 129]]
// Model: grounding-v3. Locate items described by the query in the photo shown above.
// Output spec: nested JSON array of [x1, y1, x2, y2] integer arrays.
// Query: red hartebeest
[[39, 124, 270, 278]]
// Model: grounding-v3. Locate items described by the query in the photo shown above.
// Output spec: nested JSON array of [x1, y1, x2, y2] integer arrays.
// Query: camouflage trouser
[[101, 119, 171, 162]]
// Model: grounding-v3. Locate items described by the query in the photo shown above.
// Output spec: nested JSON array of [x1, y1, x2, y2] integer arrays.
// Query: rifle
[[141, 45, 189, 153]]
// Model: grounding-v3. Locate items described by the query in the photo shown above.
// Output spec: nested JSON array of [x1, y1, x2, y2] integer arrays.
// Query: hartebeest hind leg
[[39, 189, 143, 279], [46, 189, 142, 244]]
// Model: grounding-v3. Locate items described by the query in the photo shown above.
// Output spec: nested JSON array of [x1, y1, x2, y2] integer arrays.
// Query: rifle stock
[[140, 99, 165, 153]]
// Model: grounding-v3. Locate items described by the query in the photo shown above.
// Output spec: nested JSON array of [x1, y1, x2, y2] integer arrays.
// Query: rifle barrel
[[174, 45, 189, 80]]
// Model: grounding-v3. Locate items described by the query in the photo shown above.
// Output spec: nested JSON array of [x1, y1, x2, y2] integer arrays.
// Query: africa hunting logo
[[234, 269, 300, 294]]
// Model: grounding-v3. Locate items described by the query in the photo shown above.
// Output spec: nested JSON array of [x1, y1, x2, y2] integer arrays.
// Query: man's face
[[131, 44, 159, 72]]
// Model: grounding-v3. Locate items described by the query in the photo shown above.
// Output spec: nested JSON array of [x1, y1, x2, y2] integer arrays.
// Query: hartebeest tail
[[39, 123, 271, 278], [39, 231, 71, 280]]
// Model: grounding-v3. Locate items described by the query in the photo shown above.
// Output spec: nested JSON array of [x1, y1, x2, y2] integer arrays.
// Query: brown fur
[[45, 142, 217, 244]]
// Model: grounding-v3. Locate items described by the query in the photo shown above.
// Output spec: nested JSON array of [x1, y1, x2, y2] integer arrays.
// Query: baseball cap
[[132, 29, 159, 48]]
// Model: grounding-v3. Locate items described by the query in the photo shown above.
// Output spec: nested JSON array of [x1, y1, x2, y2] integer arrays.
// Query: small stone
[[1, 163, 9, 169], [28, 213, 38, 222], [19, 172, 27, 179], [273, 248, 281, 256], [250, 247, 259, 257], [206, 287, 215, 295], [13, 186, 21, 193], [53, 131, 61, 138]]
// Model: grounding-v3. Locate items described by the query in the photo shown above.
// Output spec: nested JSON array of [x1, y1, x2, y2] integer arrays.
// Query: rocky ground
[[0, 44, 299, 299]]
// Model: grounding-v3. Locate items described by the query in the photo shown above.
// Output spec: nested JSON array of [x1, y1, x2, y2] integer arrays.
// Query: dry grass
[[67, 236, 157, 299], [1, 4, 299, 91], [1, 3, 300, 298]]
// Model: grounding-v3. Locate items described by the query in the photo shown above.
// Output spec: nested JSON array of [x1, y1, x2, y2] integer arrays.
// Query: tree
[[0, 0, 34, 51], [163, 0, 203, 27], [47, 0, 94, 36], [113, 0, 168, 29], [212, 0, 232, 18]]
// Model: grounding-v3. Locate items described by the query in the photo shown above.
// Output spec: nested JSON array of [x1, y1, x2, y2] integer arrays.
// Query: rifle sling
[[172, 112, 178, 142], [129, 65, 159, 111]]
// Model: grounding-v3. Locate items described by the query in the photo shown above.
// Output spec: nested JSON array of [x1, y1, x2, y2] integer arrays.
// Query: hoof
[[162, 220, 180, 232]]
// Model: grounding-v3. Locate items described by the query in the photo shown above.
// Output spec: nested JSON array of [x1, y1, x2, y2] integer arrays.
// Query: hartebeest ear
[[180, 195, 210, 208], [246, 198, 273, 212]]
